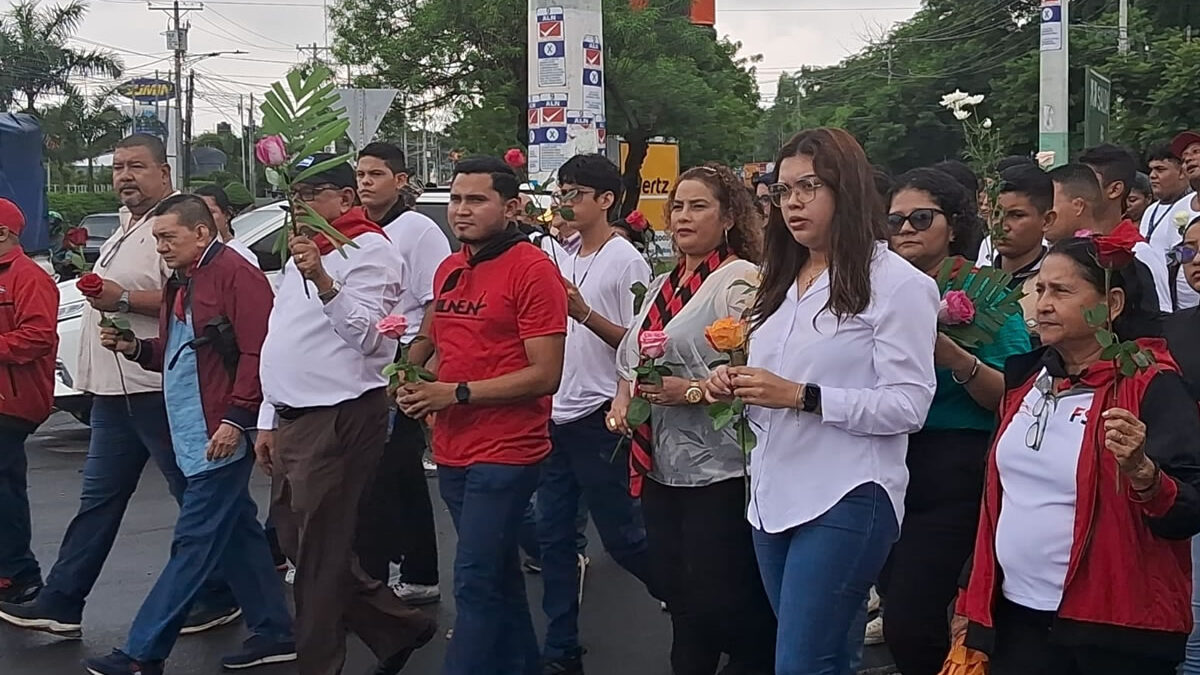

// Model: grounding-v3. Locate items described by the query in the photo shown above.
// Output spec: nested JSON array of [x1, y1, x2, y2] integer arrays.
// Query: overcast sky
[[10, 0, 919, 132]]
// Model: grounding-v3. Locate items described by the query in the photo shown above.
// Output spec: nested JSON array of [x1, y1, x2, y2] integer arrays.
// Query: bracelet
[[952, 357, 980, 385], [580, 307, 594, 324]]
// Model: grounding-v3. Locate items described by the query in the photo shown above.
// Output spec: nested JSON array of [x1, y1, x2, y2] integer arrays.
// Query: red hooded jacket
[[0, 247, 59, 429], [960, 340, 1200, 661]]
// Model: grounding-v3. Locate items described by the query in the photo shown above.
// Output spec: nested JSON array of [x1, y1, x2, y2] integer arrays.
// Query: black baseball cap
[[294, 152, 356, 189]]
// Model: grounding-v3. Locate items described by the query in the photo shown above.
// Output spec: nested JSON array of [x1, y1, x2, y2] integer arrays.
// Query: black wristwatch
[[455, 382, 471, 405], [801, 383, 822, 414]]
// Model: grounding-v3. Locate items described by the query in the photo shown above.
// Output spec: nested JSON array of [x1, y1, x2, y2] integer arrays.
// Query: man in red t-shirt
[[398, 156, 567, 675]]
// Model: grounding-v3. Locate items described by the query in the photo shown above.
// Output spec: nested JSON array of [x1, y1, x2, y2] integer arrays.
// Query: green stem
[[738, 415, 749, 509]]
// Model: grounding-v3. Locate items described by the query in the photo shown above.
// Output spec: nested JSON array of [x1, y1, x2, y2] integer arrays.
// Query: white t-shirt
[[995, 371, 1092, 611], [383, 210, 452, 344], [225, 238, 260, 269], [552, 235, 650, 424], [1140, 193, 1199, 310], [1133, 240, 1176, 313]]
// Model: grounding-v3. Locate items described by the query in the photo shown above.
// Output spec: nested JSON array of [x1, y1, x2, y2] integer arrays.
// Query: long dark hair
[[750, 128, 887, 329], [665, 163, 763, 264], [192, 184, 237, 234], [888, 168, 983, 259], [1047, 237, 1162, 339]]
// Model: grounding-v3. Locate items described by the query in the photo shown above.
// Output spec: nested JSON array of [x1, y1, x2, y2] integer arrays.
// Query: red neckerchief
[[629, 245, 731, 498], [172, 241, 219, 322], [310, 207, 386, 256]]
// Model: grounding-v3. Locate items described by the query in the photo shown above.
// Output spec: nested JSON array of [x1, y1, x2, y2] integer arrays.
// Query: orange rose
[[705, 317, 747, 353]]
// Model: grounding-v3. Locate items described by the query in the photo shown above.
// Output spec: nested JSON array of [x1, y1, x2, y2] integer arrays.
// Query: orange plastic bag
[[937, 635, 989, 675]]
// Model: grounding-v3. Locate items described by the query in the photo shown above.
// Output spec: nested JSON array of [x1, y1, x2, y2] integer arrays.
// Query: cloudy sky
[[13, 0, 919, 131]]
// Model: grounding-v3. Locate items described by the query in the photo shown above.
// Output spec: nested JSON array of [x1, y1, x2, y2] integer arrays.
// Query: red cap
[[0, 198, 25, 235], [1170, 131, 1200, 160]]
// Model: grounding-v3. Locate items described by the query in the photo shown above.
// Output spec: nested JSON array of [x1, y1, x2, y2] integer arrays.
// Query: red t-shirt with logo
[[430, 242, 568, 466]]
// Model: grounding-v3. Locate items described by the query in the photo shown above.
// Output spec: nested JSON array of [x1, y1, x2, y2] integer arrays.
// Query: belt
[[275, 404, 320, 421]]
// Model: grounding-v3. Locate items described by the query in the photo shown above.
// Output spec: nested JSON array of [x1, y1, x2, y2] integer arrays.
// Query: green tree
[[40, 92, 128, 190], [0, 0, 123, 112]]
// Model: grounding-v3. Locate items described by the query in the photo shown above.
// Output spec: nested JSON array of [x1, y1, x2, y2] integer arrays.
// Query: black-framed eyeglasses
[[767, 177, 824, 207], [289, 184, 341, 202], [887, 208, 945, 234], [1168, 244, 1198, 266], [1024, 373, 1057, 452]]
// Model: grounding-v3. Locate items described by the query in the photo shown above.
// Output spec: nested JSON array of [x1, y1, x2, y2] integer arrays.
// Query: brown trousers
[[271, 388, 434, 675]]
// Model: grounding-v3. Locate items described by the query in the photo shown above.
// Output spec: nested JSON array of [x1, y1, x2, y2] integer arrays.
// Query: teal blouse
[[924, 312, 1031, 432]]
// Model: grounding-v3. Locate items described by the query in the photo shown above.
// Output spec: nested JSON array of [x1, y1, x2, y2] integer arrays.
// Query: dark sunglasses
[[1168, 244, 1198, 266], [887, 208, 945, 234]]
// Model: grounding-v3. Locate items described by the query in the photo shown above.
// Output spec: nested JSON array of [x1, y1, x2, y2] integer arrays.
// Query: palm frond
[[937, 256, 1025, 349]]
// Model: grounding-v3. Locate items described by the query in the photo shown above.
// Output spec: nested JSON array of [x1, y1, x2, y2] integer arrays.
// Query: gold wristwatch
[[684, 380, 704, 404]]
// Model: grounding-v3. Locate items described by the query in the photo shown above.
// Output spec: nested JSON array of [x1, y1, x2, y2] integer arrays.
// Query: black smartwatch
[[455, 382, 471, 405], [801, 383, 822, 414]]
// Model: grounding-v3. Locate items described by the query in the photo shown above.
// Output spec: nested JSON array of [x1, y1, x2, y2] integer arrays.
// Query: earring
[[723, 228, 730, 245]]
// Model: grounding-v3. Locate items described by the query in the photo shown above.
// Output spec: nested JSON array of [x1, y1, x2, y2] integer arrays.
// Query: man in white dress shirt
[[253, 155, 435, 675]]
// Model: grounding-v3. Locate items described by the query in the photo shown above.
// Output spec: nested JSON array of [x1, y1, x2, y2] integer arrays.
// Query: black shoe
[[82, 649, 164, 675], [542, 653, 584, 675], [221, 635, 298, 670], [0, 576, 42, 605], [0, 596, 82, 638], [368, 619, 437, 675], [180, 605, 242, 635]]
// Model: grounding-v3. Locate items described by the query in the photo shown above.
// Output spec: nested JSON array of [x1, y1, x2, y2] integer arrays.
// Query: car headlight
[[58, 300, 86, 322]]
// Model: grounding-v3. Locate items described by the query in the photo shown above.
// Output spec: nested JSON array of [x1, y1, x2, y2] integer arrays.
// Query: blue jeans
[[440, 462, 541, 675], [39, 394, 234, 617], [754, 482, 898, 675], [1183, 536, 1200, 674], [126, 455, 292, 661], [0, 428, 38, 582], [520, 494, 588, 564], [537, 408, 651, 659]]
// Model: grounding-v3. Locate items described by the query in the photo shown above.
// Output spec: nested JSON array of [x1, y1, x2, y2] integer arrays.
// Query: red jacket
[[960, 341, 1200, 660], [0, 247, 59, 429], [130, 242, 273, 435]]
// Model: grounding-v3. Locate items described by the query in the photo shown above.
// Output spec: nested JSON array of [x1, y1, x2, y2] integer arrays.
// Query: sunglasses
[[887, 208, 945, 234], [1168, 244, 1198, 266]]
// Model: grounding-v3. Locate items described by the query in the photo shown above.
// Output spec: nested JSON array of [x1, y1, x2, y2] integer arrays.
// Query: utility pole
[[1038, 0, 1069, 168], [238, 94, 246, 186], [1118, 0, 1129, 54], [248, 92, 257, 198], [150, 0, 201, 181], [183, 69, 195, 187]]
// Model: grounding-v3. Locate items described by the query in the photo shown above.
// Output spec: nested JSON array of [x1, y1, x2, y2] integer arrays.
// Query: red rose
[[76, 272, 105, 298], [1094, 220, 1143, 269], [63, 227, 88, 249], [625, 210, 649, 232], [504, 148, 527, 169]]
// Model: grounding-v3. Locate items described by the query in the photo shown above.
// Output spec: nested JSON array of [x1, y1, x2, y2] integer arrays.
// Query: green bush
[[48, 192, 122, 227]]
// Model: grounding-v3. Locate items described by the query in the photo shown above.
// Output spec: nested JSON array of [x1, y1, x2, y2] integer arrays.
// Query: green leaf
[[710, 403, 735, 430], [558, 206, 575, 221], [638, 370, 663, 387], [735, 416, 758, 453], [1096, 330, 1114, 348], [1132, 350, 1151, 369], [416, 367, 437, 382], [1100, 343, 1121, 360], [935, 258, 955, 290], [295, 119, 351, 163], [404, 369, 421, 383], [382, 362, 401, 377], [654, 364, 673, 376], [626, 396, 652, 427], [269, 82, 296, 115], [1119, 357, 1137, 378], [731, 398, 745, 415], [708, 357, 730, 369], [1083, 303, 1109, 329], [286, 68, 305, 100], [292, 151, 356, 185]]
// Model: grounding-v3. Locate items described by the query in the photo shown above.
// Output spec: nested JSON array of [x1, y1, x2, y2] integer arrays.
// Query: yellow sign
[[619, 141, 679, 231]]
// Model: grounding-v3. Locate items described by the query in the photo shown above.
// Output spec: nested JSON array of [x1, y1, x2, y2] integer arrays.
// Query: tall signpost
[[1084, 68, 1111, 148], [1039, 0, 1069, 168], [527, 0, 605, 186]]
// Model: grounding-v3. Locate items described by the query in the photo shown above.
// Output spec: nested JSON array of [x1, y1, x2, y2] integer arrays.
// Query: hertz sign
[[629, 0, 715, 26], [619, 141, 680, 231], [117, 78, 175, 103]]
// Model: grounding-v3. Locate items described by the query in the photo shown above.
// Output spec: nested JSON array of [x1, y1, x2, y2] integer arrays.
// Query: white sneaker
[[392, 582, 441, 605], [867, 586, 881, 614], [864, 615, 885, 646], [284, 567, 296, 585], [387, 562, 403, 588], [422, 456, 437, 475]]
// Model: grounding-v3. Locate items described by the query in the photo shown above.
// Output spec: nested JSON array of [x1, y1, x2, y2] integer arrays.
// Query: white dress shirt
[[224, 237, 260, 269], [257, 230, 405, 429], [746, 242, 939, 533], [383, 210, 451, 343]]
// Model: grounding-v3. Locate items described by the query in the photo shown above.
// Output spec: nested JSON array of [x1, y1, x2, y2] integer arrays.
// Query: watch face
[[685, 387, 704, 404]]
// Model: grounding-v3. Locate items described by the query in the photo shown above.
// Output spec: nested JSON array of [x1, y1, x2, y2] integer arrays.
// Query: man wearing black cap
[[254, 154, 435, 675], [0, 198, 58, 604]]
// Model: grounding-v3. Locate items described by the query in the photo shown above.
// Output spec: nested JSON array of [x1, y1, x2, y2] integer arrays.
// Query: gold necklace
[[797, 265, 828, 295]]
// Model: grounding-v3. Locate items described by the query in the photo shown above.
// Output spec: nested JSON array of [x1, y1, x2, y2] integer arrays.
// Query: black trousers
[[989, 599, 1178, 675], [643, 477, 776, 675], [355, 411, 439, 586], [880, 428, 989, 675]]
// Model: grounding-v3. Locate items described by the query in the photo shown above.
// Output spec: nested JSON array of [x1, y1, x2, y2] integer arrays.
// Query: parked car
[[78, 213, 122, 262]]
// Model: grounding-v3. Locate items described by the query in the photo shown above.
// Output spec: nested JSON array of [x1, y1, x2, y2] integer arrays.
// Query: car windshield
[[79, 214, 120, 241], [231, 206, 286, 239]]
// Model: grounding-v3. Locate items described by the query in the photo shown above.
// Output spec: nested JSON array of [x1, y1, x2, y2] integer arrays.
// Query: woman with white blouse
[[705, 128, 940, 675]]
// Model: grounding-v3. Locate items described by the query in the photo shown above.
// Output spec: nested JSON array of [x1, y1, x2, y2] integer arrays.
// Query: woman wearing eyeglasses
[[879, 169, 1031, 675], [956, 235, 1200, 675], [704, 129, 940, 674]]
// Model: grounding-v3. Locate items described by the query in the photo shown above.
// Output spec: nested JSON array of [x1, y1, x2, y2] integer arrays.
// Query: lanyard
[[1145, 202, 1174, 240]]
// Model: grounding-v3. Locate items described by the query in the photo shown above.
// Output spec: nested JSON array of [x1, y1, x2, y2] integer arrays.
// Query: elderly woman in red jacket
[[957, 229, 1200, 675]]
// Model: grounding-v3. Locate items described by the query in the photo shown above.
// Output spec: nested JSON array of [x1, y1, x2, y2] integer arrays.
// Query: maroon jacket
[[0, 246, 59, 430], [130, 241, 272, 434]]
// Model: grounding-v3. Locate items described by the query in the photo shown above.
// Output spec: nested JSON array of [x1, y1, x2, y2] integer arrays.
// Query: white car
[[53, 194, 460, 424]]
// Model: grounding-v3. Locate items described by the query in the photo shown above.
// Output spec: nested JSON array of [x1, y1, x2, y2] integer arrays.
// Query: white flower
[[963, 94, 985, 107], [982, 118, 993, 129], [940, 89, 969, 109], [1175, 211, 1191, 228], [953, 109, 971, 121]]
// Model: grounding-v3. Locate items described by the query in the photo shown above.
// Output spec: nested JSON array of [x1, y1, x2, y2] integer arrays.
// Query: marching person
[[354, 141, 449, 605], [706, 128, 940, 674], [0, 134, 239, 638], [193, 184, 259, 267], [255, 154, 435, 675], [84, 194, 294, 675], [0, 198, 58, 604], [991, 164, 1055, 339], [397, 156, 566, 675]]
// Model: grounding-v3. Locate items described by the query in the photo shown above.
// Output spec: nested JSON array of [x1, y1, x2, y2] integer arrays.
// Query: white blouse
[[746, 242, 940, 533]]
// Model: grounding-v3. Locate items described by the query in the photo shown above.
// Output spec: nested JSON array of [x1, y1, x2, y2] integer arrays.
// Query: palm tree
[[0, 0, 123, 112], [41, 92, 129, 190]]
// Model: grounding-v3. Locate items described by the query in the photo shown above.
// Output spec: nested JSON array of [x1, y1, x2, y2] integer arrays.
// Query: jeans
[[39, 394, 235, 618], [0, 427, 37, 582], [125, 456, 293, 661], [537, 409, 652, 659], [1183, 536, 1200, 674], [754, 482, 899, 675], [440, 462, 541, 675], [520, 493, 588, 564]]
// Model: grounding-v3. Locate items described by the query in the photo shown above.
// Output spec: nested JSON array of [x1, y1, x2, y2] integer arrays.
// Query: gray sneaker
[[391, 583, 441, 606]]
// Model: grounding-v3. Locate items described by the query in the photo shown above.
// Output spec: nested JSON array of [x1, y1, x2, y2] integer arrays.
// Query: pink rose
[[376, 315, 408, 340], [638, 330, 669, 359], [255, 135, 288, 167], [938, 290, 976, 326]]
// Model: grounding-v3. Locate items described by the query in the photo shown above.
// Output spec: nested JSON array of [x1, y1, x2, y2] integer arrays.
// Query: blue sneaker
[[221, 635, 297, 670], [82, 649, 163, 675], [179, 605, 242, 635], [0, 596, 83, 638]]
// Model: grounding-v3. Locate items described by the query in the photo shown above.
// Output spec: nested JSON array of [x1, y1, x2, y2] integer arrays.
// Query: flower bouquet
[[934, 257, 1024, 348], [940, 89, 1005, 245]]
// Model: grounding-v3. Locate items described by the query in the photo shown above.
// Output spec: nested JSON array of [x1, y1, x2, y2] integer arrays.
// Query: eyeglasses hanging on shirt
[[98, 215, 154, 269]]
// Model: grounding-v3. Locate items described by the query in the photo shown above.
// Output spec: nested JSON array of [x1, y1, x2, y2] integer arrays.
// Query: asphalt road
[[0, 414, 896, 675]]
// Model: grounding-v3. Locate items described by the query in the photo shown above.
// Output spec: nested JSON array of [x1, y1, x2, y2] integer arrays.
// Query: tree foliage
[[40, 92, 128, 189]]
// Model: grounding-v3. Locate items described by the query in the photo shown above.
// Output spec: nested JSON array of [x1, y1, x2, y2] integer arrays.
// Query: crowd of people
[[0, 123, 1197, 675]]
